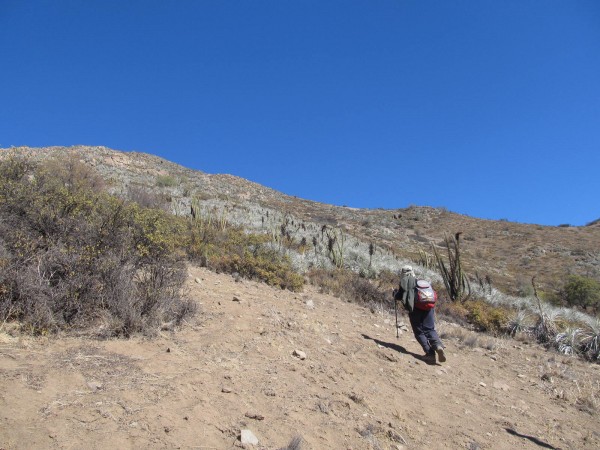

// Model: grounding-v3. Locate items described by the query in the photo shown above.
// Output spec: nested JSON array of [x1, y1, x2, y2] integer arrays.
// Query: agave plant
[[555, 328, 584, 355], [533, 306, 562, 343], [581, 319, 600, 360], [507, 310, 533, 337]]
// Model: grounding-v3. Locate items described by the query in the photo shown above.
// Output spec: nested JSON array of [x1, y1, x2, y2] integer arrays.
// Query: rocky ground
[[1, 266, 599, 449]]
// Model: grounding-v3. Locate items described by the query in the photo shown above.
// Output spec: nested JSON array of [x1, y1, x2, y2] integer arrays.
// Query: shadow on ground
[[505, 428, 558, 449], [361, 334, 437, 365]]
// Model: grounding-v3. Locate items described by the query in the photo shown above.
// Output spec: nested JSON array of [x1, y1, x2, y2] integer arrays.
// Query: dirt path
[[1, 266, 599, 449]]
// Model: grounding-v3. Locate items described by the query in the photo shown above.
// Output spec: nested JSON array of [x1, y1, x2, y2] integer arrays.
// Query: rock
[[479, 382, 487, 387], [541, 373, 553, 382], [194, 277, 202, 284], [87, 381, 103, 391], [305, 299, 315, 309], [244, 412, 265, 421], [293, 349, 306, 360], [221, 387, 233, 393], [240, 429, 259, 445], [233, 296, 242, 302]]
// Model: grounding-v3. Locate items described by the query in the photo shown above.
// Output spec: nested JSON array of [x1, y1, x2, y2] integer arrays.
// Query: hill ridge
[[1, 145, 599, 295]]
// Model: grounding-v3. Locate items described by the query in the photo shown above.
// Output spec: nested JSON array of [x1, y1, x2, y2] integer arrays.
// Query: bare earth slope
[[1, 267, 599, 449]]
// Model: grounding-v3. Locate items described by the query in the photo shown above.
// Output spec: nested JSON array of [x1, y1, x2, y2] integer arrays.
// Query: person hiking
[[394, 265, 446, 363]]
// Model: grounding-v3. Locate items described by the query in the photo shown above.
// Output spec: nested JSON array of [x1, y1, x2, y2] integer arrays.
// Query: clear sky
[[1, 1, 599, 226]]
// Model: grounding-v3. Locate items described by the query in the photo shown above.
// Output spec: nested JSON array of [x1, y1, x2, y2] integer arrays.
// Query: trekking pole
[[394, 296, 399, 339]]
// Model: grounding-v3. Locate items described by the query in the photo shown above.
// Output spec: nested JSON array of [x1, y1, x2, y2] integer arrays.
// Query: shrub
[[127, 184, 170, 210], [562, 275, 600, 311], [307, 268, 389, 307], [464, 300, 509, 334], [155, 174, 178, 187], [0, 157, 195, 336], [436, 299, 470, 327], [186, 222, 304, 292]]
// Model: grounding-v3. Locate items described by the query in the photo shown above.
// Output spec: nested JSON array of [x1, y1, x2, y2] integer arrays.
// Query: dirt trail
[[1, 266, 599, 449]]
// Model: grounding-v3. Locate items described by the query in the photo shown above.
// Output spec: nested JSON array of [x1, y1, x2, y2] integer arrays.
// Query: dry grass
[[439, 324, 503, 351], [538, 358, 600, 415]]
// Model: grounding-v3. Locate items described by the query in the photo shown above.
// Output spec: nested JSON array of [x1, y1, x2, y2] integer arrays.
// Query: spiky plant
[[581, 319, 600, 360], [432, 232, 471, 302], [555, 328, 584, 355], [507, 310, 533, 337], [533, 306, 562, 344], [325, 228, 345, 268], [531, 277, 559, 344], [418, 249, 433, 269]]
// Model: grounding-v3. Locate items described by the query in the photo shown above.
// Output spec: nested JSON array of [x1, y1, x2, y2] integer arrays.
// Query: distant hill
[[2, 145, 599, 296]]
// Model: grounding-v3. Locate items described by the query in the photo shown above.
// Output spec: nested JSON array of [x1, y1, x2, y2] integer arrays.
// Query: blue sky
[[1, 1, 599, 226]]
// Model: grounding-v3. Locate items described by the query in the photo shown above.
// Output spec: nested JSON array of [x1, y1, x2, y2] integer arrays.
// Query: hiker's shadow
[[361, 334, 437, 365]]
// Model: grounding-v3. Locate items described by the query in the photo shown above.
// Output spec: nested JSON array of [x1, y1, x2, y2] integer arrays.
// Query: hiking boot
[[423, 350, 436, 363], [435, 347, 446, 363]]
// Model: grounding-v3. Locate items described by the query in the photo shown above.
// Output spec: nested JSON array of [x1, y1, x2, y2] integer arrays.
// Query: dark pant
[[408, 308, 442, 354]]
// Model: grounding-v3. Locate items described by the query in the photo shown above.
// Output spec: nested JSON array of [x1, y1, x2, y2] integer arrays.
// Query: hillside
[[1, 146, 599, 297], [1, 266, 599, 449]]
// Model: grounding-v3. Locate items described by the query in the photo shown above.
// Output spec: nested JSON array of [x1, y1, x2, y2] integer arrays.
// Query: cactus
[[418, 249, 433, 269], [299, 237, 307, 255], [432, 232, 471, 302], [189, 197, 228, 232], [325, 227, 346, 268]]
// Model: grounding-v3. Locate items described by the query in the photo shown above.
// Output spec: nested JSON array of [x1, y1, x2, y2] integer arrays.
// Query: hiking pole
[[394, 293, 399, 339]]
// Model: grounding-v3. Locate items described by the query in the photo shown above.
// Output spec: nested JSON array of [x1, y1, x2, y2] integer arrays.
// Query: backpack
[[414, 279, 437, 310]]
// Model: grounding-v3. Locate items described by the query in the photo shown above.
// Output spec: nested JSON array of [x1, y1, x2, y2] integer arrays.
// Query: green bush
[[562, 275, 600, 311], [464, 300, 509, 334]]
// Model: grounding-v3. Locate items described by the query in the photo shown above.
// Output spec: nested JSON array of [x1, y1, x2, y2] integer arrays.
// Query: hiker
[[394, 265, 446, 363]]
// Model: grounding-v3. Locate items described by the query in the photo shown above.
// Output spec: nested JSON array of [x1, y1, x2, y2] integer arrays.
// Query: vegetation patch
[[308, 268, 390, 308], [0, 156, 195, 337]]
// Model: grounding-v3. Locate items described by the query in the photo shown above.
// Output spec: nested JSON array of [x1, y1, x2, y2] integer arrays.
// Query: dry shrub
[[440, 325, 500, 351], [127, 184, 170, 210], [436, 299, 470, 327], [186, 224, 304, 291], [538, 358, 600, 415], [308, 268, 389, 308], [0, 156, 196, 337], [574, 378, 600, 414]]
